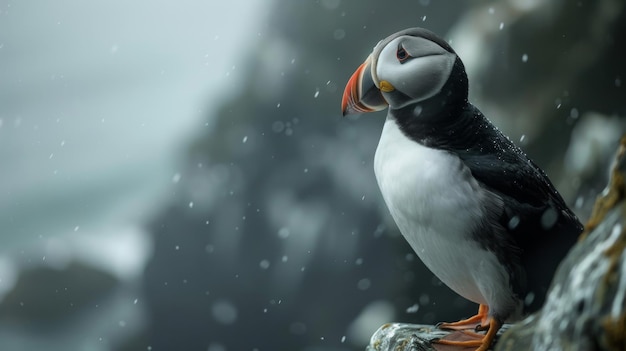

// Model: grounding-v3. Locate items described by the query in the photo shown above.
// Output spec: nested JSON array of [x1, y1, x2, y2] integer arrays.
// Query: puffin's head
[[342, 27, 466, 116]]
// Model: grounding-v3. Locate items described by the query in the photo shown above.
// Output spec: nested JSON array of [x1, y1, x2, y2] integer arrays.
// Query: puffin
[[341, 28, 583, 350]]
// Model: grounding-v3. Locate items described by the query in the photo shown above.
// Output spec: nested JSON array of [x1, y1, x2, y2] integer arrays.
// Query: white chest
[[373, 117, 513, 309], [373, 117, 484, 241]]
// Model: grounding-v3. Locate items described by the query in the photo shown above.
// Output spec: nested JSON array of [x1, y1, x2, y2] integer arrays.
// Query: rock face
[[366, 138, 626, 351], [496, 138, 626, 351], [0, 263, 118, 327]]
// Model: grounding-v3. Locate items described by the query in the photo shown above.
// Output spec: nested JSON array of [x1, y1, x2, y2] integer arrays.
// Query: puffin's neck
[[390, 100, 495, 151], [388, 56, 475, 150], [389, 97, 472, 150]]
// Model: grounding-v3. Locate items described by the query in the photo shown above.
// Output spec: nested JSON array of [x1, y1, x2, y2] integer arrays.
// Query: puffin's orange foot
[[433, 316, 502, 351], [437, 304, 489, 331]]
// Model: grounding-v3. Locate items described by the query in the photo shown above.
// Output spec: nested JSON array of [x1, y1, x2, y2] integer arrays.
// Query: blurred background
[[0, 0, 624, 350]]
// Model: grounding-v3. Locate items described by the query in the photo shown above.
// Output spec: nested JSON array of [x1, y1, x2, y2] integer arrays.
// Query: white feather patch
[[374, 116, 518, 316]]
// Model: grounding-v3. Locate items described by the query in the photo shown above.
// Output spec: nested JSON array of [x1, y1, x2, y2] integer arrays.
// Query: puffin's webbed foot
[[434, 305, 502, 351], [437, 304, 489, 331], [434, 316, 502, 351]]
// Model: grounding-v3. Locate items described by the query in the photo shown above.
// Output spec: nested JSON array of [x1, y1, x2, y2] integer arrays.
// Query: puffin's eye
[[396, 45, 410, 63]]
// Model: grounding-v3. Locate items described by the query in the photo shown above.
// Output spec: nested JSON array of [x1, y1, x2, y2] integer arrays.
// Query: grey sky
[[0, 1, 265, 275]]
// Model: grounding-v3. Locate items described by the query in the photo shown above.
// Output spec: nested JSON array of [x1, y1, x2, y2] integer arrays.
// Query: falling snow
[[272, 121, 285, 133], [405, 304, 420, 313], [212, 300, 238, 325], [575, 196, 584, 209], [357, 278, 371, 290], [333, 29, 346, 40], [278, 227, 290, 239], [413, 105, 424, 116]]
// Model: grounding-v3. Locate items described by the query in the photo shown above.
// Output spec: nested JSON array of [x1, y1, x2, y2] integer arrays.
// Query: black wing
[[455, 105, 583, 312], [454, 106, 582, 236]]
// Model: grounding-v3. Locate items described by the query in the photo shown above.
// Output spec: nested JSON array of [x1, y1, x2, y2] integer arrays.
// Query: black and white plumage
[[341, 28, 583, 350]]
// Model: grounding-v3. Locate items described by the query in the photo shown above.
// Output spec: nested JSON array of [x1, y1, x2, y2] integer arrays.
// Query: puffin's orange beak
[[341, 56, 389, 116]]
